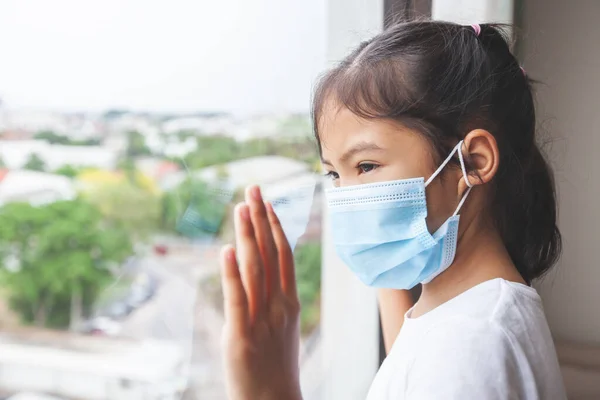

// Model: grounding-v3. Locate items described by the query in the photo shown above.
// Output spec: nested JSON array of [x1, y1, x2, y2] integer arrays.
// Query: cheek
[[424, 180, 457, 233], [377, 158, 433, 183]]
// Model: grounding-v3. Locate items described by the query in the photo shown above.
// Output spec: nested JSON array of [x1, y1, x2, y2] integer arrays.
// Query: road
[[120, 242, 227, 399], [117, 239, 324, 400]]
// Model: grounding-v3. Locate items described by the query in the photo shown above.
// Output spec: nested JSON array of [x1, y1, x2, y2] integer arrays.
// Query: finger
[[265, 202, 297, 299], [234, 202, 266, 320], [246, 186, 280, 299], [220, 245, 249, 333]]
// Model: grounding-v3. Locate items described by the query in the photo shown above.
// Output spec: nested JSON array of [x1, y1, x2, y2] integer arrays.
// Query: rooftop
[[0, 330, 184, 382], [160, 155, 312, 192], [0, 170, 75, 206]]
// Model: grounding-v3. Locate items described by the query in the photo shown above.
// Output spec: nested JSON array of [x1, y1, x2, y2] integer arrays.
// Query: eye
[[358, 163, 379, 174], [323, 171, 339, 181]]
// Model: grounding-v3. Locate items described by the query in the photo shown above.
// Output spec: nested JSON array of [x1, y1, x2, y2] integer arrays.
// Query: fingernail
[[221, 245, 232, 258], [265, 201, 273, 214], [252, 186, 262, 201], [225, 246, 236, 260], [240, 204, 250, 220]]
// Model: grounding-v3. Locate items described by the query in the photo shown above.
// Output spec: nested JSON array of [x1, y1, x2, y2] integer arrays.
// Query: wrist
[[261, 383, 302, 400]]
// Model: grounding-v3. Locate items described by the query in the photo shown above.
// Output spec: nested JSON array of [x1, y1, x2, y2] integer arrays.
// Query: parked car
[[81, 316, 121, 337], [104, 299, 134, 320], [125, 274, 158, 308], [154, 244, 168, 255]]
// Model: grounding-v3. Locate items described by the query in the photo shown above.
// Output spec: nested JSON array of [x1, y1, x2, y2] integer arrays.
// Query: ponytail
[[495, 145, 561, 284], [478, 24, 562, 283]]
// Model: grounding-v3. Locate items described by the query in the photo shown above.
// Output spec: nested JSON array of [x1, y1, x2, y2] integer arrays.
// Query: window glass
[[0, 1, 325, 399]]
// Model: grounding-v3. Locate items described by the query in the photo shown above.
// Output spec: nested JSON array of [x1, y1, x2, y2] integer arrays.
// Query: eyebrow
[[321, 141, 384, 166]]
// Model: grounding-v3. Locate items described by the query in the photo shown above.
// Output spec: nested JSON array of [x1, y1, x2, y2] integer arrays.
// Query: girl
[[219, 21, 567, 399]]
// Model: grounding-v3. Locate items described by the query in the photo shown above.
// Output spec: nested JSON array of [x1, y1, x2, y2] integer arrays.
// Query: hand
[[220, 185, 302, 400]]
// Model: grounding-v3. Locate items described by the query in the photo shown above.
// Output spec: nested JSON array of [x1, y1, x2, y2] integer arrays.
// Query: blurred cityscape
[[0, 101, 324, 400]]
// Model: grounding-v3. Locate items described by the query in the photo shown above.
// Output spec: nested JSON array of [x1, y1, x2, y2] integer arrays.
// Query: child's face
[[318, 105, 462, 234]]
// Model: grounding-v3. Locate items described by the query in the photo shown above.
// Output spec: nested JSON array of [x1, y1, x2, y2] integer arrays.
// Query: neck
[[411, 214, 525, 318]]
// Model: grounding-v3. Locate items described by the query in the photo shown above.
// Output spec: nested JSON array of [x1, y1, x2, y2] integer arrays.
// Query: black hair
[[312, 20, 561, 284]]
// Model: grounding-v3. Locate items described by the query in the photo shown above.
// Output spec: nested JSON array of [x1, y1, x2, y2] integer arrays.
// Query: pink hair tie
[[520, 66, 527, 76], [471, 24, 481, 37]]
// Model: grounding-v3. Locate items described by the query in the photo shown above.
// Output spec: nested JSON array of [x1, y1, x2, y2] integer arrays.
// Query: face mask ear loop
[[422, 140, 473, 216], [452, 142, 473, 216], [424, 141, 463, 188]]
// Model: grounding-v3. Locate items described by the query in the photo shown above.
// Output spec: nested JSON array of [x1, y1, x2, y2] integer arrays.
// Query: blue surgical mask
[[325, 141, 473, 289]]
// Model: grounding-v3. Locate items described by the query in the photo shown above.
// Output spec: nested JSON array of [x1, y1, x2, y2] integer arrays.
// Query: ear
[[459, 129, 499, 193]]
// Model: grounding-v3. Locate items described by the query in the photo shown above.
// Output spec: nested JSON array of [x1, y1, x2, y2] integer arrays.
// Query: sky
[[0, 0, 326, 116]]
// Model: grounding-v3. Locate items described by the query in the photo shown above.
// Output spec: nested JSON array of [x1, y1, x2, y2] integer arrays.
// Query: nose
[[338, 177, 361, 188]]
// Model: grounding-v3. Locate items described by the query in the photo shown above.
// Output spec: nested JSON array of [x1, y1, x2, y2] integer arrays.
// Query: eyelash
[[324, 163, 380, 181], [323, 171, 339, 180], [358, 163, 379, 173]]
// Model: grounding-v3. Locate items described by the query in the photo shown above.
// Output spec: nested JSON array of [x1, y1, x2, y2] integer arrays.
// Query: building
[[0, 140, 118, 171], [134, 158, 180, 182], [0, 110, 68, 135], [161, 115, 236, 137], [62, 114, 104, 141], [0, 331, 187, 400], [160, 137, 198, 159], [200, 155, 312, 187], [104, 114, 159, 138], [159, 155, 319, 201], [0, 170, 76, 206]]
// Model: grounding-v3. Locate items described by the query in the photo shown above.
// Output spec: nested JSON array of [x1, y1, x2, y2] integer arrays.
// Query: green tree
[[35, 130, 69, 145], [180, 135, 319, 171], [117, 157, 138, 185], [35, 131, 100, 146], [215, 164, 229, 180], [23, 153, 46, 172], [54, 165, 81, 178], [102, 109, 129, 120], [176, 130, 197, 142], [182, 136, 239, 169], [0, 199, 132, 328], [294, 242, 322, 334], [86, 182, 161, 241], [278, 114, 312, 138], [125, 130, 151, 158]]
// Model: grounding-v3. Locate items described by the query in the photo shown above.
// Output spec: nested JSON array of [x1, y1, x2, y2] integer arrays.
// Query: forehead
[[318, 103, 422, 159]]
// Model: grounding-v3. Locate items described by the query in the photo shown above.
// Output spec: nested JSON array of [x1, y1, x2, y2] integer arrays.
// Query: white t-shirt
[[366, 278, 566, 400]]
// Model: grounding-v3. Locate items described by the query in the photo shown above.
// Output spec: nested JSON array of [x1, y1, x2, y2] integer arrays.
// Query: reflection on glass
[[175, 179, 234, 241]]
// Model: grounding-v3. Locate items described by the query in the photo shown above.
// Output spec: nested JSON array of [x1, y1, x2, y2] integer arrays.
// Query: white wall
[[321, 0, 383, 399], [521, 0, 600, 345], [432, 0, 512, 24]]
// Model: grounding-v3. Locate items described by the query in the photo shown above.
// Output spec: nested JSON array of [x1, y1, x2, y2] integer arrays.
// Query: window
[[0, 1, 325, 399]]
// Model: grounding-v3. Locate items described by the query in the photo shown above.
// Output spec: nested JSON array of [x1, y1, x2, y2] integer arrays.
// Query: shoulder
[[398, 280, 556, 399], [417, 315, 516, 360], [405, 315, 523, 399], [411, 280, 543, 372]]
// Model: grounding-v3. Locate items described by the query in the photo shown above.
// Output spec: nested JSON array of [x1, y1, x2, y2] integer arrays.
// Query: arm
[[377, 288, 415, 354]]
